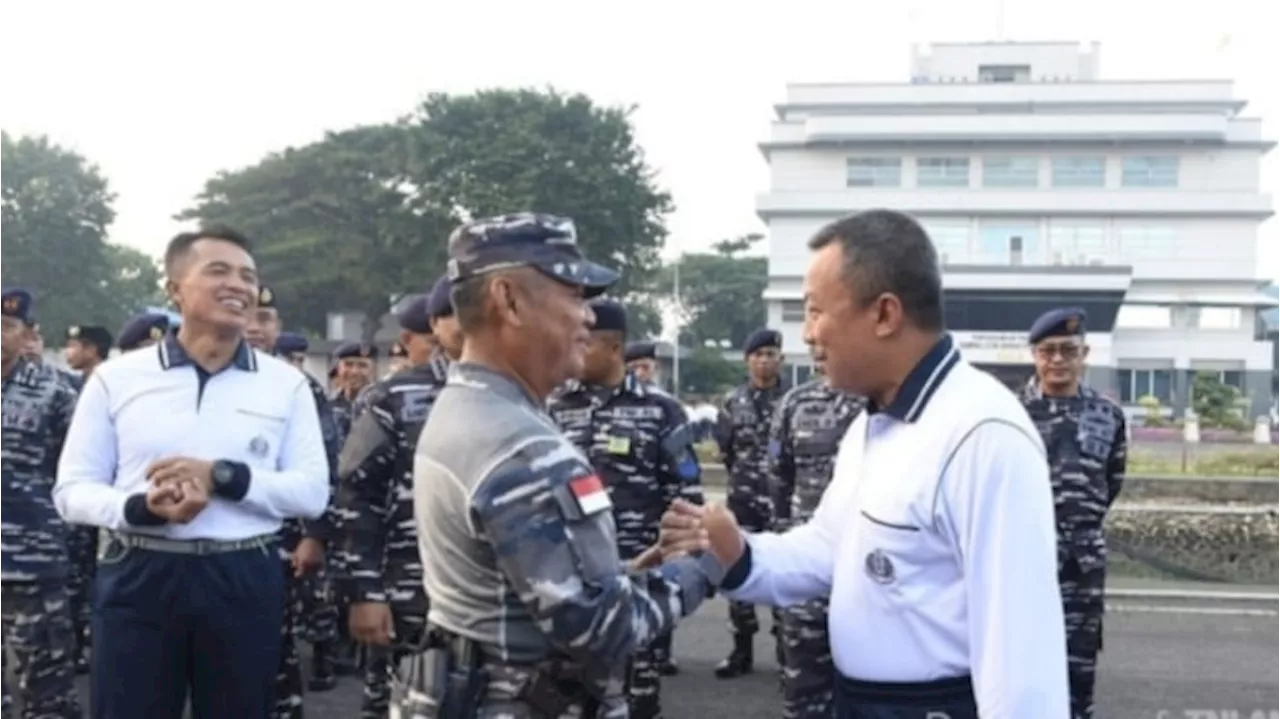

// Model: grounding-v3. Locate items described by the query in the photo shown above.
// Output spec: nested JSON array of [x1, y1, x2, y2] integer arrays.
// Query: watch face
[[214, 463, 232, 484]]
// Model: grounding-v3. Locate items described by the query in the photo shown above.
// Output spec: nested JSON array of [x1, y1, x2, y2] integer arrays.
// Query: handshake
[[629, 499, 747, 573]]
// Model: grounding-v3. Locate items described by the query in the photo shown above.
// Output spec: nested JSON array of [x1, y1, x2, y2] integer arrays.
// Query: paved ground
[[68, 597, 1278, 717]]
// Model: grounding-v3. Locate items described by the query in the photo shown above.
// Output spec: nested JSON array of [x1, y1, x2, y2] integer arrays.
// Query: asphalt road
[[68, 598, 1278, 717]]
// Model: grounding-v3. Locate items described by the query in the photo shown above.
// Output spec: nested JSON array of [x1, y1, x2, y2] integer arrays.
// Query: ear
[[871, 293, 904, 339], [1080, 345, 1091, 362], [492, 275, 526, 328]]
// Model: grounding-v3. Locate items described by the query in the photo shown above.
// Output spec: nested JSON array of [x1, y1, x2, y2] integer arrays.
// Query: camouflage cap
[[446, 212, 618, 298]]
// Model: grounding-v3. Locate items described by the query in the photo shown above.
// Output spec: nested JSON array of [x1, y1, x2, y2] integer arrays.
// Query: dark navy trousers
[[91, 540, 284, 719]]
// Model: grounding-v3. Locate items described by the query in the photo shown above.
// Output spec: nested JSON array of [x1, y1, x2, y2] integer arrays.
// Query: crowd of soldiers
[[2, 208, 1125, 719]]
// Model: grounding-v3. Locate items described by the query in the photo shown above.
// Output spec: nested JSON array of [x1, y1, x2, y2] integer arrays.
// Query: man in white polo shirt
[[54, 226, 330, 719], [663, 209, 1069, 719]]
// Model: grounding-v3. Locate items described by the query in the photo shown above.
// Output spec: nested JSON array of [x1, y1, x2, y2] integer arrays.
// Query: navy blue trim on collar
[[868, 333, 960, 423], [157, 332, 258, 373]]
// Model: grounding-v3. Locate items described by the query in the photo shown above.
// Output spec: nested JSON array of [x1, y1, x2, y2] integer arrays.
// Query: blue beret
[[1, 288, 35, 325], [257, 285, 277, 310], [625, 341, 656, 362], [1028, 308, 1087, 345], [333, 341, 378, 360], [389, 342, 408, 358], [117, 313, 170, 351], [427, 275, 454, 320], [588, 298, 627, 333], [743, 328, 782, 356], [446, 212, 618, 298], [398, 295, 433, 334], [275, 332, 308, 355], [67, 325, 113, 352]]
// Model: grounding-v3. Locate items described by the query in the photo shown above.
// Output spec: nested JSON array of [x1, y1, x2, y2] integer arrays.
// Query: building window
[[781, 300, 805, 323], [1188, 306, 1243, 330], [1116, 305, 1173, 329], [982, 156, 1039, 188], [1118, 227, 1176, 260], [1121, 156, 1179, 188], [1119, 368, 1173, 404], [917, 157, 970, 188], [978, 223, 1041, 265], [1047, 223, 1108, 265], [922, 222, 970, 265], [978, 65, 1030, 83], [846, 158, 902, 187], [1051, 156, 1106, 187]]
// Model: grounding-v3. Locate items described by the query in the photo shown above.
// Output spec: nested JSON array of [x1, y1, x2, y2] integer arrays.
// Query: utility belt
[[390, 625, 601, 719], [833, 673, 976, 719]]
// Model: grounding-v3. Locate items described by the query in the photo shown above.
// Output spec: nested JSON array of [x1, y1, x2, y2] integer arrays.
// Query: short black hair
[[807, 209, 943, 332], [450, 275, 489, 333], [164, 225, 254, 277]]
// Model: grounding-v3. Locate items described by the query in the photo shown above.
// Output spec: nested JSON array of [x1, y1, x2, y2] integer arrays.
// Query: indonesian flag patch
[[569, 474, 612, 516]]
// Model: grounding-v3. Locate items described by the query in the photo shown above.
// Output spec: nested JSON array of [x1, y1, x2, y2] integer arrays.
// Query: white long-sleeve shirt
[[723, 334, 1069, 719], [54, 335, 330, 540]]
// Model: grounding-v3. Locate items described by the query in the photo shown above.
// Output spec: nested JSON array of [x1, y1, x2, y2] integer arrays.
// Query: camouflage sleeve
[[334, 393, 399, 603], [1106, 408, 1127, 508], [768, 395, 796, 528], [714, 393, 736, 472], [470, 447, 724, 667], [49, 374, 80, 463], [657, 402, 703, 508], [301, 379, 344, 541]]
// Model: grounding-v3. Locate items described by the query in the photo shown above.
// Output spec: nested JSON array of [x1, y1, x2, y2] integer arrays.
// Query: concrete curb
[[1107, 588, 1278, 603]]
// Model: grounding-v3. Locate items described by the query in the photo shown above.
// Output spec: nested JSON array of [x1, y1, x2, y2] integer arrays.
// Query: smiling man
[[54, 226, 330, 719]]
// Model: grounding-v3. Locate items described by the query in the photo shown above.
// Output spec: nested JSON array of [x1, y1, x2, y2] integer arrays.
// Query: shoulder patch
[[552, 474, 612, 520]]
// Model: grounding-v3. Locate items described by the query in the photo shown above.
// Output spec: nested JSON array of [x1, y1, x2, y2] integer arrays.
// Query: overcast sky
[[2, 0, 1275, 281]]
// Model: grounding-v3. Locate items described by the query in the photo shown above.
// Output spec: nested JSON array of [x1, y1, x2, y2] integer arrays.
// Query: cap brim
[[536, 258, 619, 299]]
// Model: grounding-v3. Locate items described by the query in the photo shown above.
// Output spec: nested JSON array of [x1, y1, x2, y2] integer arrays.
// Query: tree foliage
[[662, 235, 767, 349], [1, 131, 159, 340], [179, 125, 454, 340], [1192, 372, 1249, 431], [678, 347, 744, 396]]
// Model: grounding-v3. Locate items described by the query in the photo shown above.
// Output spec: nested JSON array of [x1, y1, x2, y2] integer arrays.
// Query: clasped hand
[[144, 457, 215, 524], [628, 499, 746, 573]]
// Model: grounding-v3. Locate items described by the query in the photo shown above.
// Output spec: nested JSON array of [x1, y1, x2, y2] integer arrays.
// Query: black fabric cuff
[[123, 493, 167, 526], [215, 461, 251, 501], [721, 541, 753, 591]]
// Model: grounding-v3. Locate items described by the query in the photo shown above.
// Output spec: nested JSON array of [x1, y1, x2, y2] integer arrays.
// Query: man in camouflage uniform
[[59, 323, 114, 673], [713, 327, 787, 679], [244, 285, 346, 717], [335, 281, 457, 718], [1, 288, 82, 719], [768, 363, 864, 718], [330, 342, 378, 439], [401, 213, 727, 717], [1021, 307, 1127, 719], [549, 298, 704, 718]]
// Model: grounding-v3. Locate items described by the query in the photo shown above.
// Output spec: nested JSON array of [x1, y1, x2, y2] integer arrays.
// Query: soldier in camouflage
[[1021, 307, 1127, 719], [59, 323, 114, 674], [244, 285, 346, 717], [768, 363, 865, 718], [713, 327, 787, 679], [549, 298, 705, 718], [276, 332, 310, 371], [115, 312, 171, 353], [1, 288, 82, 719], [330, 342, 378, 439], [336, 281, 458, 719], [401, 213, 727, 718]]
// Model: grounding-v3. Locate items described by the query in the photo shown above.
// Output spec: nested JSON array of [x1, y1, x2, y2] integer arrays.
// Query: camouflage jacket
[[769, 379, 865, 530], [2, 358, 79, 581], [279, 372, 344, 550], [1021, 382, 1127, 568], [329, 391, 357, 442], [715, 380, 788, 495], [334, 357, 448, 610], [549, 372, 703, 560]]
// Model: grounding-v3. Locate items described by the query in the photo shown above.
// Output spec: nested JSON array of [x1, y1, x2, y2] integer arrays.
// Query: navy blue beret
[[1, 288, 35, 326], [398, 295, 433, 334], [1028, 308, 1087, 345], [67, 325, 113, 352], [389, 342, 408, 358], [333, 341, 378, 360], [117, 313, 170, 351], [589, 298, 627, 333], [447, 212, 618, 298], [743, 328, 782, 356], [427, 275, 454, 320], [625, 341, 657, 362], [275, 332, 308, 355], [257, 285, 277, 309]]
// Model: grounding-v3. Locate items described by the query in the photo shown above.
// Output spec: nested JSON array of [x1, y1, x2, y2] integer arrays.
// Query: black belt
[[110, 532, 276, 556], [835, 673, 975, 705]]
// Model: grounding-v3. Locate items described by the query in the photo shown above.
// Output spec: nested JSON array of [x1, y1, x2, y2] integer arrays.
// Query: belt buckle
[[192, 539, 216, 555]]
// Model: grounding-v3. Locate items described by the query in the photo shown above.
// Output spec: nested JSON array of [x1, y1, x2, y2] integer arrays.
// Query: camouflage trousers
[[624, 641, 662, 719], [1060, 556, 1105, 719], [1, 580, 81, 719], [727, 487, 777, 639], [393, 658, 614, 719], [64, 526, 97, 664], [779, 598, 833, 719], [273, 560, 306, 719], [361, 609, 427, 718], [299, 567, 340, 644]]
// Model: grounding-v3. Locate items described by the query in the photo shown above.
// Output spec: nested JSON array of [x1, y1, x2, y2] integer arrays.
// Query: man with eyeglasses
[[1021, 307, 1127, 719]]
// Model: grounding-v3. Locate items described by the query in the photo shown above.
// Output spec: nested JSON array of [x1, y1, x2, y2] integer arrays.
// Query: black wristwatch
[[211, 460, 237, 492]]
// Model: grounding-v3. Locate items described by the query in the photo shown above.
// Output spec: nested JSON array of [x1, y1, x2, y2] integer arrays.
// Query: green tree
[[0, 129, 126, 337], [662, 235, 767, 349], [621, 297, 663, 340], [1192, 372, 1249, 431], [100, 244, 166, 325], [179, 125, 455, 341], [678, 347, 744, 396], [409, 88, 673, 317]]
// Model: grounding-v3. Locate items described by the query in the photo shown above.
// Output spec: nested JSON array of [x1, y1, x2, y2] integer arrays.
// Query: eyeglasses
[[1034, 343, 1083, 360]]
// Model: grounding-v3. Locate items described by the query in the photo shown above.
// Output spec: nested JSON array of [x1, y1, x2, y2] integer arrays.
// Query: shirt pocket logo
[[865, 548, 896, 584], [248, 435, 271, 458]]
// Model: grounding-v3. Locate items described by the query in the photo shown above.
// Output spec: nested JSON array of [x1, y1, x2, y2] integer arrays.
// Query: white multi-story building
[[760, 40, 1277, 417]]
